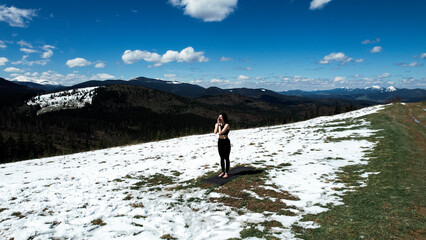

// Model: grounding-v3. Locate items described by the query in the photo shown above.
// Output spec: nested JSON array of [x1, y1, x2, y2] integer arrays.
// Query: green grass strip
[[294, 102, 426, 239]]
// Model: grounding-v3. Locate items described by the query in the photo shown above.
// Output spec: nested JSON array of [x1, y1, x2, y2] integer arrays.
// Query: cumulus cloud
[[320, 52, 347, 64], [0, 57, 8, 66], [319, 52, 362, 65], [362, 38, 380, 44], [234, 66, 252, 71], [12, 55, 49, 66], [192, 79, 204, 84], [238, 75, 250, 81], [0, 5, 38, 27], [122, 46, 208, 67], [95, 62, 106, 68], [210, 79, 225, 83], [92, 73, 115, 80], [170, 0, 238, 22], [378, 73, 390, 78], [4, 67, 23, 72], [370, 46, 382, 53], [164, 73, 177, 78], [17, 40, 32, 48], [309, 0, 332, 10], [334, 76, 346, 83], [396, 61, 422, 67], [420, 53, 426, 59], [20, 48, 38, 54], [66, 58, 92, 68], [41, 45, 55, 59], [0, 40, 6, 48], [220, 56, 233, 62]]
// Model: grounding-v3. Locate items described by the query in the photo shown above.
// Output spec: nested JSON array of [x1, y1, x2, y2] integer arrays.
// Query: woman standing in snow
[[214, 112, 231, 178]]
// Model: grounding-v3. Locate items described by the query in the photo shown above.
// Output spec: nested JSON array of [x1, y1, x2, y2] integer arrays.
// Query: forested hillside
[[1, 84, 372, 163]]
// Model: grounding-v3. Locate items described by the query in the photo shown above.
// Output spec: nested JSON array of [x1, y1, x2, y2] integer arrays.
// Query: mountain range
[[8, 76, 426, 104], [1, 76, 377, 162], [2, 75, 425, 162], [281, 86, 426, 103]]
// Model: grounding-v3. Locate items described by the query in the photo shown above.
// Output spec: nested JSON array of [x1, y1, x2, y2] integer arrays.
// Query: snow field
[[0, 104, 386, 239], [27, 87, 99, 114]]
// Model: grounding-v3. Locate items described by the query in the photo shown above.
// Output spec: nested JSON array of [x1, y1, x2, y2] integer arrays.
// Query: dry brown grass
[[208, 169, 298, 216]]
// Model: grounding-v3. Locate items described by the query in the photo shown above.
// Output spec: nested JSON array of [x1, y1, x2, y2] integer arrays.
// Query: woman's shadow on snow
[[203, 166, 263, 186]]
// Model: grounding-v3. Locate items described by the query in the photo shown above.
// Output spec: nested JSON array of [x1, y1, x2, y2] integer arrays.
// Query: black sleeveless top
[[219, 125, 229, 136]]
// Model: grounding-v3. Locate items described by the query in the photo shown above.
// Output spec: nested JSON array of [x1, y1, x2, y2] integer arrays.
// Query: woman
[[214, 112, 231, 178]]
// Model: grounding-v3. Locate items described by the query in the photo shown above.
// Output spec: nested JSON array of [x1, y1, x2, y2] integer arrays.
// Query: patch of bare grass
[[208, 168, 298, 216]]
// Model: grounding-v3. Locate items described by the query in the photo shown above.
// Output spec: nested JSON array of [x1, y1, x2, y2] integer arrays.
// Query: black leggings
[[218, 138, 231, 173]]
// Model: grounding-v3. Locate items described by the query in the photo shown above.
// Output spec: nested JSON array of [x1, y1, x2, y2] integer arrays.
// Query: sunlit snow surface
[[0, 105, 386, 239], [27, 87, 99, 115]]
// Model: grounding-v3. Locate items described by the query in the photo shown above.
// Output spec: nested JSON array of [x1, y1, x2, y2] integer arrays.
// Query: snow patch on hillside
[[27, 87, 99, 115], [0, 104, 387, 239]]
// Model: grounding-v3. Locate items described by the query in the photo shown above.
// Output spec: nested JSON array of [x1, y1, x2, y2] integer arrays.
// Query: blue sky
[[0, 0, 425, 90]]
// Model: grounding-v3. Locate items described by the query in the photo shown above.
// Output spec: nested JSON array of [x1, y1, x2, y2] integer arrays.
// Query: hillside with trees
[[1, 82, 374, 163]]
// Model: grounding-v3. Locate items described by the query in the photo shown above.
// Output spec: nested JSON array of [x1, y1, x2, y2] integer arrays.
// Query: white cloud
[[362, 38, 380, 44], [210, 79, 223, 83], [0, 40, 6, 48], [319, 52, 360, 65], [0, 5, 37, 27], [92, 73, 115, 80], [11, 55, 49, 66], [122, 46, 208, 67], [66, 58, 92, 68], [20, 48, 38, 54], [95, 62, 106, 68], [238, 75, 250, 81], [220, 56, 233, 62], [334, 76, 346, 83], [234, 66, 252, 71], [191, 79, 204, 84], [41, 45, 55, 59], [370, 46, 382, 53], [4, 67, 23, 72], [170, 0, 238, 22], [164, 73, 177, 78], [397, 61, 421, 67], [378, 73, 390, 78], [309, 0, 332, 10], [122, 50, 162, 65], [17, 40, 32, 48], [420, 53, 426, 59], [0, 57, 8, 66], [320, 52, 346, 63]]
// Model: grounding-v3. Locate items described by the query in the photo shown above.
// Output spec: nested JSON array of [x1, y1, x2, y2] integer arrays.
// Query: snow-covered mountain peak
[[386, 86, 397, 92], [13, 75, 60, 86]]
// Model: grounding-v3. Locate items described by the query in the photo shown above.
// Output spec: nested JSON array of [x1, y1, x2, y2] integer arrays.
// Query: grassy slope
[[295, 102, 426, 239]]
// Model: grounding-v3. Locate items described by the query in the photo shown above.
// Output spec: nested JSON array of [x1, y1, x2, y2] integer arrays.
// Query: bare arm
[[214, 123, 220, 134], [218, 124, 229, 135]]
